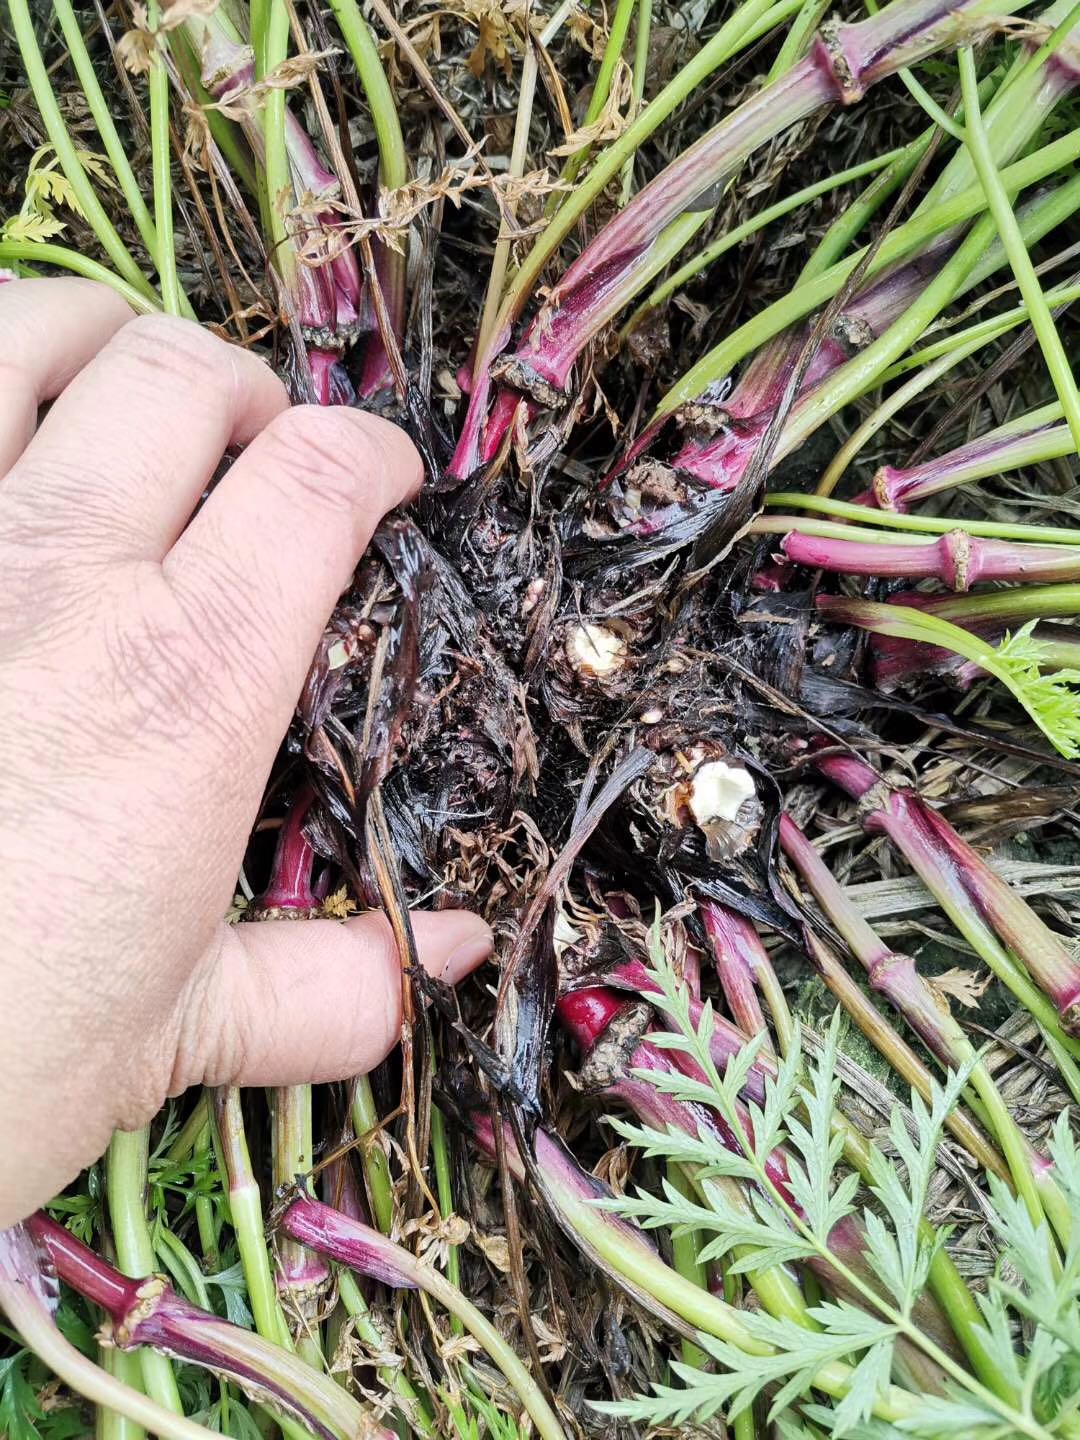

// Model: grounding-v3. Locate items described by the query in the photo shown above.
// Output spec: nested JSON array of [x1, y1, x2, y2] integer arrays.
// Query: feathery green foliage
[[592, 930, 1080, 1438]]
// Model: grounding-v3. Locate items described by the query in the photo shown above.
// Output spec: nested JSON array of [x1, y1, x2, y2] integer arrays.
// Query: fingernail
[[443, 927, 493, 984]]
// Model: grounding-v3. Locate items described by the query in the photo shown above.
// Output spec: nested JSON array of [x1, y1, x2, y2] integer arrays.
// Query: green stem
[[192, 1123, 219, 1270], [619, 0, 654, 203], [271, 1085, 324, 1368], [210, 1088, 294, 1352], [350, 1076, 394, 1235], [815, 331, 991, 496], [550, 0, 638, 207], [481, 0, 800, 360], [765, 492, 1080, 547], [97, 1348, 146, 1440], [106, 1130, 184, 1416], [336, 1270, 433, 1432], [766, 0, 830, 79], [667, 1166, 710, 1368], [49, 0, 155, 257], [261, 0, 297, 304], [0, 241, 156, 310], [474, 3, 564, 361], [410, 1265, 562, 1440], [654, 135, 1080, 424], [626, 148, 903, 332], [957, 46, 1080, 450], [324, 0, 406, 188], [147, 0, 183, 318], [430, 1102, 464, 1336], [884, 279, 1080, 378], [6, 0, 158, 301], [780, 213, 999, 459]]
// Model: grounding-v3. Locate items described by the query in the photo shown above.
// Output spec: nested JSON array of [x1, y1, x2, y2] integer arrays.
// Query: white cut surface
[[689, 760, 756, 826], [567, 622, 626, 676]]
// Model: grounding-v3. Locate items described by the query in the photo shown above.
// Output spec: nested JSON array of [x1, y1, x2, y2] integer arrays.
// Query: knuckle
[[98, 568, 223, 741], [260, 406, 419, 518], [108, 314, 243, 411]]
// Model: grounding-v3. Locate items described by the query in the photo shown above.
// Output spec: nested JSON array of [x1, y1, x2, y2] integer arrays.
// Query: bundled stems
[[467, 1115, 931, 1425], [6, 0, 158, 302], [814, 754, 1080, 1079], [780, 815, 1063, 1237]]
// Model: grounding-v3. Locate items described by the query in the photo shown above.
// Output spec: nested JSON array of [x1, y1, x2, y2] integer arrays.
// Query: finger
[[163, 406, 422, 777], [171, 909, 493, 1090], [0, 277, 134, 476], [4, 313, 288, 559]]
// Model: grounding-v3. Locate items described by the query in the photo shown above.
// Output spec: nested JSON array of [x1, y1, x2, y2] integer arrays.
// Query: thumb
[[169, 910, 492, 1092]]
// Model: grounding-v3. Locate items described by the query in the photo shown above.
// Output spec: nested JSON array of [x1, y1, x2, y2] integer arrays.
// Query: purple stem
[[781, 815, 972, 1071], [255, 793, 319, 914], [197, 22, 363, 353], [866, 410, 1072, 511], [665, 237, 956, 495], [700, 902, 771, 1042], [451, 0, 1000, 476], [782, 527, 1080, 588], [27, 1215, 394, 1440], [599, 957, 775, 1102], [816, 754, 1080, 1029]]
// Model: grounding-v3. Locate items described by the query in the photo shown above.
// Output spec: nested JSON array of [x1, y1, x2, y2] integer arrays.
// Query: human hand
[[0, 279, 492, 1227]]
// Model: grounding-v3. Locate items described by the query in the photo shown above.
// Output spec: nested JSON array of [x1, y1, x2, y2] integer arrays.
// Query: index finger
[[0, 277, 134, 475], [162, 403, 423, 775]]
